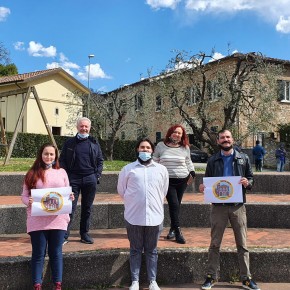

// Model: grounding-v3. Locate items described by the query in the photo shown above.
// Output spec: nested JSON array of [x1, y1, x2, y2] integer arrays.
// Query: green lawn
[[0, 158, 205, 172], [0, 158, 130, 172]]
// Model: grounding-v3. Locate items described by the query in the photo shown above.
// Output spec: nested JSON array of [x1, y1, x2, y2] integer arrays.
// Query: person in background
[[117, 138, 169, 290], [21, 143, 74, 290], [252, 140, 266, 172], [199, 129, 260, 290], [153, 124, 195, 244], [59, 117, 104, 244], [275, 143, 287, 172]]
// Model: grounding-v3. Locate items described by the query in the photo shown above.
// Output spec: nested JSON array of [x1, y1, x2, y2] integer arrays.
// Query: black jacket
[[59, 135, 104, 179], [205, 149, 253, 203]]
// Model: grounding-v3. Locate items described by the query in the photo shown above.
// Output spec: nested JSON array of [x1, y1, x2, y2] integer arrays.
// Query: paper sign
[[31, 187, 72, 216], [203, 176, 243, 203]]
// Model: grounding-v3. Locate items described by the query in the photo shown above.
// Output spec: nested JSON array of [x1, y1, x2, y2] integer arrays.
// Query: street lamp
[[87, 54, 95, 118]]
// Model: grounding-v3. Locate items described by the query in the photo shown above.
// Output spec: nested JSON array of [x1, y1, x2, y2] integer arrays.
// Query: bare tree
[[90, 86, 147, 160], [156, 51, 283, 151]]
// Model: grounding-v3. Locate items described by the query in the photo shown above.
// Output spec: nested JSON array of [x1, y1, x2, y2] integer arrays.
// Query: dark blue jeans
[[65, 173, 97, 239], [29, 230, 65, 284], [166, 177, 189, 229]]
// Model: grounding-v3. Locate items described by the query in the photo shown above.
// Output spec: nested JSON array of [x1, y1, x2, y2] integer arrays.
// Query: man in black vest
[[60, 117, 103, 244]]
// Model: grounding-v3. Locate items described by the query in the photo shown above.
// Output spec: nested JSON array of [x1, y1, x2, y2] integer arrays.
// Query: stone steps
[[1, 171, 290, 288], [1, 193, 290, 234], [1, 171, 290, 196], [1, 227, 290, 289]]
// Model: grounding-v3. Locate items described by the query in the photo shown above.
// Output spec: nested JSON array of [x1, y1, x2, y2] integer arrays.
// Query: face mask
[[138, 152, 152, 162], [77, 133, 89, 139], [45, 161, 55, 169]]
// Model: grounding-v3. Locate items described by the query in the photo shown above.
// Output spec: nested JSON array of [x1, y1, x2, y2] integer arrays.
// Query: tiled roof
[[0, 68, 60, 84]]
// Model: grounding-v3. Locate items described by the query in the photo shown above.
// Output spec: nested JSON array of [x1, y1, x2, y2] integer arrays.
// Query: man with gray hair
[[60, 117, 104, 244]]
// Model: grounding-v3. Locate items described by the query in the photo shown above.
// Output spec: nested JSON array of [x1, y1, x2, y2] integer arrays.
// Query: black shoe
[[242, 278, 260, 290], [175, 227, 186, 244], [201, 274, 216, 290], [81, 233, 94, 244], [166, 228, 175, 239]]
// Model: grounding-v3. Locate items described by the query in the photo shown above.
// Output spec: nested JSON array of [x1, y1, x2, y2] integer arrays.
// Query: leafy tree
[[0, 42, 18, 76], [156, 51, 283, 151], [0, 63, 18, 76]]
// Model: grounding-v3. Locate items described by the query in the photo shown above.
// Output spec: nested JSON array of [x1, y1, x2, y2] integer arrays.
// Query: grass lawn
[[0, 158, 130, 172], [0, 158, 205, 172]]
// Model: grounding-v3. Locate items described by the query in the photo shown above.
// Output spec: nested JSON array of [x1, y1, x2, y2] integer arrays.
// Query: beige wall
[[0, 73, 84, 136]]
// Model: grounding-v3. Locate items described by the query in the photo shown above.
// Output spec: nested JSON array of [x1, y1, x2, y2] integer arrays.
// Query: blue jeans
[[29, 230, 65, 284], [65, 173, 97, 239], [277, 158, 285, 172], [125, 220, 162, 282]]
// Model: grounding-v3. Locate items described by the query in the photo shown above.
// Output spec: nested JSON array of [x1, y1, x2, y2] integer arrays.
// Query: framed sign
[[31, 187, 72, 216], [203, 176, 243, 203]]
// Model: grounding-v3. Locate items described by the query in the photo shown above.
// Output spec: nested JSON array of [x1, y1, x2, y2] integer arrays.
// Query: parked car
[[190, 145, 208, 163]]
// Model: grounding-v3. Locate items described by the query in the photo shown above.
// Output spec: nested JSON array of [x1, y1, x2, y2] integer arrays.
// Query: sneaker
[[242, 278, 260, 290], [129, 281, 139, 290], [62, 239, 69, 246], [149, 280, 161, 290], [54, 282, 62, 290], [80, 233, 94, 244], [201, 274, 216, 290], [33, 284, 42, 290]]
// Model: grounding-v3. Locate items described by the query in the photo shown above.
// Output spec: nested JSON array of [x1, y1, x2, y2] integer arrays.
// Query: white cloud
[[146, 0, 181, 10], [28, 41, 57, 57], [0, 7, 10, 22], [147, 0, 290, 34], [211, 52, 225, 60], [78, 63, 111, 81], [14, 41, 25, 51], [276, 16, 290, 33]]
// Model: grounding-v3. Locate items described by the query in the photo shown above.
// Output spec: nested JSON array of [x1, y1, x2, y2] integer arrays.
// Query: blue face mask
[[77, 133, 89, 139], [138, 152, 152, 162]]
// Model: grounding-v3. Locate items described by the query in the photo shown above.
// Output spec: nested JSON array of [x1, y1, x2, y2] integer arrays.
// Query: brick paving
[[1, 191, 290, 289]]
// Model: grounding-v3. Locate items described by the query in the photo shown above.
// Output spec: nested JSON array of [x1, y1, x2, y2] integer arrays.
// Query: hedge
[[0, 132, 137, 161]]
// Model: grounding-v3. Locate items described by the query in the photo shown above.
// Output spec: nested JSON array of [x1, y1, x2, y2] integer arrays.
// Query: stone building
[[99, 52, 290, 157]]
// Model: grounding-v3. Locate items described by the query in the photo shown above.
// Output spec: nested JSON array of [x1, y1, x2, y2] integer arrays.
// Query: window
[[135, 94, 143, 111], [119, 99, 127, 114], [54, 107, 59, 116], [207, 81, 222, 101], [155, 132, 161, 143], [1, 118, 5, 129], [52, 126, 61, 135], [278, 80, 290, 101], [156, 95, 162, 112], [186, 86, 200, 106]]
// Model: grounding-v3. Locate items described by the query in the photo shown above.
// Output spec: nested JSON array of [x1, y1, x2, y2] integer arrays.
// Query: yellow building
[[0, 68, 89, 136]]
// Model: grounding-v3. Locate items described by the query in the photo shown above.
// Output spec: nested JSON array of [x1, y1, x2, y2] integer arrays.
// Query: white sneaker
[[149, 281, 161, 290], [129, 281, 139, 290]]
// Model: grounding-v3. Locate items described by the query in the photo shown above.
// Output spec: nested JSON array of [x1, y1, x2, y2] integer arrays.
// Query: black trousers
[[166, 177, 189, 229]]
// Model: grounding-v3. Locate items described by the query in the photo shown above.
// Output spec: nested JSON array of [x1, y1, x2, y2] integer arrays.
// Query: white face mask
[[138, 152, 152, 162], [77, 133, 89, 139]]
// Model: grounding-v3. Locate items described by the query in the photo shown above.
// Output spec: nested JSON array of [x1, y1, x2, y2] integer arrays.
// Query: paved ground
[[106, 282, 290, 290], [1, 188, 290, 289], [1, 193, 290, 258]]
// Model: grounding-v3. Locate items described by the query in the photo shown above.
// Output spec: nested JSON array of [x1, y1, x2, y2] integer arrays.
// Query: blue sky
[[1, 0, 290, 93]]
